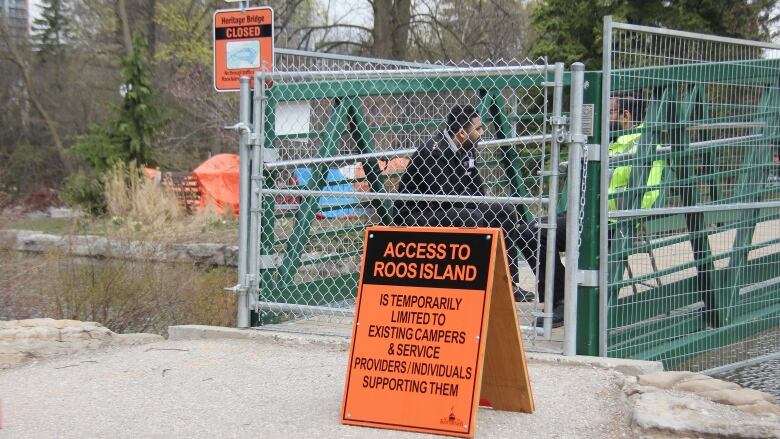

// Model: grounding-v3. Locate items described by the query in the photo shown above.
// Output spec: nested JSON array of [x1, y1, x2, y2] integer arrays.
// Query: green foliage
[[623, 0, 778, 40], [68, 33, 164, 213], [529, 0, 610, 68], [530, 0, 780, 69], [62, 169, 106, 216], [72, 34, 162, 171], [0, 143, 64, 195], [32, 0, 71, 62], [69, 124, 123, 174], [154, 0, 211, 69], [116, 35, 163, 166]]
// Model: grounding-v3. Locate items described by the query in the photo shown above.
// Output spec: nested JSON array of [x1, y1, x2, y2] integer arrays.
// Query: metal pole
[[246, 71, 266, 323], [257, 188, 546, 206], [236, 76, 251, 328], [576, 71, 604, 356], [542, 62, 564, 338], [263, 134, 552, 170], [599, 15, 614, 357], [564, 62, 586, 356], [267, 65, 554, 81], [608, 199, 780, 218]]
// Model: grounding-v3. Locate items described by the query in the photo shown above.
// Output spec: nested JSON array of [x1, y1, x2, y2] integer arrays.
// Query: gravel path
[[0, 338, 635, 438]]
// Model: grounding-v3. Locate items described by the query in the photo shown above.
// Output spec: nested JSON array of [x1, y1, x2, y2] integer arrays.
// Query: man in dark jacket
[[394, 105, 565, 325]]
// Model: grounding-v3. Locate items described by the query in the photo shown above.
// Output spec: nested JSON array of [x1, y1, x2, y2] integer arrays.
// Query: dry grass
[[0, 163, 242, 334], [0, 249, 236, 335], [101, 162, 238, 244], [104, 162, 182, 228]]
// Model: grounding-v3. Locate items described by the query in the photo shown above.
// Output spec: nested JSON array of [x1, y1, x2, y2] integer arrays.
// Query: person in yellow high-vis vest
[[522, 92, 666, 328], [608, 93, 666, 211]]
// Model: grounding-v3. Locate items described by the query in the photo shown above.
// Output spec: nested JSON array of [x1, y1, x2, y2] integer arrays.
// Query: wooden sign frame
[[341, 226, 534, 438]]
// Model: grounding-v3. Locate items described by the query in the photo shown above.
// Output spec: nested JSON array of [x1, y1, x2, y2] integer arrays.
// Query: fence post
[[542, 62, 565, 337], [236, 76, 252, 328], [248, 70, 269, 326], [598, 15, 614, 357], [576, 71, 602, 356], [564, 62, 585, 355]]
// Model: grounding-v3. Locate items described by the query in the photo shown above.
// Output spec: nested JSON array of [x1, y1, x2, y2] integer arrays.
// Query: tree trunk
[[371, 0, 411, 60], [117, 0, 133, 56]]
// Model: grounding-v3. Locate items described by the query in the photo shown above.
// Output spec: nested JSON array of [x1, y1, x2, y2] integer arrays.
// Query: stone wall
[[0, 318, 163, 369], [627, 371, 780, 438], [0, 229, 359, 281], [0, 229, 238, 266]]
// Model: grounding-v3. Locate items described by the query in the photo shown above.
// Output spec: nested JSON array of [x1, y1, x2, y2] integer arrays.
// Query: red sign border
[[212, 6, 274, 93]]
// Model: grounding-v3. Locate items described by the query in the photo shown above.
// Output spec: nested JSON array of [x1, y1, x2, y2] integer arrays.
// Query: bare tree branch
[[0, 17, 68, 170], [316, 40, 370, 52], [293, 23, 373, 34]]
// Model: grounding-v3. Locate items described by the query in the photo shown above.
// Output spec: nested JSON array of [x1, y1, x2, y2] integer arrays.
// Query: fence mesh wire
[[250, 55, 560, 347], [604, 23, 780, 370]]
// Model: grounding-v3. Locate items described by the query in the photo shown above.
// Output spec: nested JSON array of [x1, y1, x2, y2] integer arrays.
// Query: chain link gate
[[229, 51, 587, 352], [595, 18, 780, 371]]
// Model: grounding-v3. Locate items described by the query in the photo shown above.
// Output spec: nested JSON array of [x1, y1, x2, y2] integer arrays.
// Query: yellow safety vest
[[608, 126, 665, 211]]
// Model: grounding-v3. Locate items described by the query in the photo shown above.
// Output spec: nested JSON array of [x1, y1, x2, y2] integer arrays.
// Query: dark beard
[[461, 139, 478, 150], [609, 120, 621, 132]]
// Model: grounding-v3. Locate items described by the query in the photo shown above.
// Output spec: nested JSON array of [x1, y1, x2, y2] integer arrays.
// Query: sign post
[[213, 7, 273, 92], [341, 226, 534, 438]]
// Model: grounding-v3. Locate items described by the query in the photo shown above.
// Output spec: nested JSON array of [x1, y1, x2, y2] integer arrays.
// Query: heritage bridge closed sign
[[212, 7, 273, 92], [341, 227, 535, 438]]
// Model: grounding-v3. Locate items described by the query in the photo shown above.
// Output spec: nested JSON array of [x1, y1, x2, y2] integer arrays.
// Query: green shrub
[[62, 169, 106, 215], [0, 143, 64, 196]]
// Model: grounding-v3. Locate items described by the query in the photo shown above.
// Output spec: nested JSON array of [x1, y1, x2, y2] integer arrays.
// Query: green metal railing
[[582, 19, 780, 371], [245, 33, 780, 370]]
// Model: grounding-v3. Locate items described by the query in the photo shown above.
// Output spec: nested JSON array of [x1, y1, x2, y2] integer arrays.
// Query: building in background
[[1, 0, 28, 38]]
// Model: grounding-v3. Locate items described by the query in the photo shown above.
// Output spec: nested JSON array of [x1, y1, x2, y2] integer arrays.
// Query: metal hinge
[[223, 122, 252, 134], [535, 222, 557, 230], [224, 283, 247, 294], [569, 133, 588, 144], [549, 116, 568, 126], [549, 116, 569, 144], [586, 144, 601, 161], [577, 270, 599, 287]]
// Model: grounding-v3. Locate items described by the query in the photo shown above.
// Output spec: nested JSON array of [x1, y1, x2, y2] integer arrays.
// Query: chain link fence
[[242, 53, 568, 348], [601, 19, 780, 370]]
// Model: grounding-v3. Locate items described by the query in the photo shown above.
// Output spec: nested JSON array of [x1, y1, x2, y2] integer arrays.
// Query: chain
[[577, 143, 589, 249]]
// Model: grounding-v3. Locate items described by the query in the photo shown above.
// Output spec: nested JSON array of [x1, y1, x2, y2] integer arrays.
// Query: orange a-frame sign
[[341, 226, 534, 438], [213, 7, 273, 92]]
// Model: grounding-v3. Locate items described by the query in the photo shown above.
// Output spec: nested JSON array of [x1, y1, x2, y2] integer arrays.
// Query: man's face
[[459, 116, 484, 150], [609, 97, 621, 131], [609, 97, 635, 131]]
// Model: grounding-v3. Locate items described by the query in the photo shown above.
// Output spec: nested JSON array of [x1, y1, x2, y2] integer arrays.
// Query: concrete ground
[[0, 326, 659, 439]]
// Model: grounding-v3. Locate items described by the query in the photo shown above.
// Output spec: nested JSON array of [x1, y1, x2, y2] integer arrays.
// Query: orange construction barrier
[[192, 153, 240, 216]]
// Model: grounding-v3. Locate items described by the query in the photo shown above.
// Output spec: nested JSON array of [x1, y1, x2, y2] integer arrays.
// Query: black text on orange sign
[[362, 231, 492, 290]]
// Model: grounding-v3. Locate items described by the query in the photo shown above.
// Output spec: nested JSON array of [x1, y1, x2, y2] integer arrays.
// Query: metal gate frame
[[228, 50, 588, 353]]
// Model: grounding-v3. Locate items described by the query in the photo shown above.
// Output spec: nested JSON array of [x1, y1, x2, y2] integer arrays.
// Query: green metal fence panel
[[250, 59, 563, 345], [593, 19, 780, 371]]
